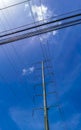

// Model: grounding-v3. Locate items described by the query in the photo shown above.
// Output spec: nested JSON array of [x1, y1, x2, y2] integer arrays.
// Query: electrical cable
[[0, 17, 81, 45], [0, 10, 81, 38], [0, 2, 43, 128], [0, 0, 33, 94], [0, 1, 80, 129], [0, 8, 81, 35], [0, 0, 30, 10]]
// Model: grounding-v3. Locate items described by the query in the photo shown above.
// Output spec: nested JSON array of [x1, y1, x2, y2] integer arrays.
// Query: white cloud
[[24, 4, 57, 41], [22, 66, 35, 76], [10, 106, 81, 130], [22, 68, 27, 75], [25, 3, 29, 9], [31, 4, 58, 39], [39, 32, 52, 43], [31, 4, 51, 21], [39, 31, 57, 43], [10, 108, 32, 130], [25, 3, 52, 21], [24, 3, 31, 17], [53, 31, 57, 36], [29, 66, 35, 73]]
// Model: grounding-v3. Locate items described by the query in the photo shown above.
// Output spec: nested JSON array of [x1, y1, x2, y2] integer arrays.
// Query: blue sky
[[0, 0, 81, 130]]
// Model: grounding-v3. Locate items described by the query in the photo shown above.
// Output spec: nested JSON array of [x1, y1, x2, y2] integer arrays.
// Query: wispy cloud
[[31, 4, 52, 21], [10, 108, 32, 130], [10, 107, 43, 130], [22, 66, 35, 76], [53, 31, 57, 36], [24, 3, 57, 41], [31, 4, 57, 39], [25, 3, 52, 22]]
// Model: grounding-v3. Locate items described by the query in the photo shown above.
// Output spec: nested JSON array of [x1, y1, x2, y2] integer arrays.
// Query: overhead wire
[[0, 1, 25, 102], [0, 0, 79, 128], [2, 1, 43, 115], [0, 0, 71, 129], [0, 8, 81, 35], [1, 41, 34, 130], [0, 17, 81, 45], [0, 0, 30, 10], [2, 0, 33, 81], [1, 0, 24, 65], [0, 9, 81, 37], [0, 0, 33, 103], [0, 0, 78, 129], [0, 1, 42, 127], [0, 0, 23, 80]]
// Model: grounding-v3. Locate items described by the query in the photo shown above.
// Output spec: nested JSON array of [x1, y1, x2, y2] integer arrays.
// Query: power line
[[0, 17, 81, 45], [0, 4, 26, 90], [0, 1, 25, 101], [0, 0, 33, 92], [0, 0, 30, 10], [0, 6, 37, 126], [0, 8, 81, 35], [1, 0, 33, 81], [0, 10, 81, 38], [1, 0, 28, 68]]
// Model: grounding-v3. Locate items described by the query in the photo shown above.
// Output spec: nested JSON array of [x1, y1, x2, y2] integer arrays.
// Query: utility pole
[[33, 60, 64, 130], [42, 61, 49, 130], [32, 60, 67, 130]]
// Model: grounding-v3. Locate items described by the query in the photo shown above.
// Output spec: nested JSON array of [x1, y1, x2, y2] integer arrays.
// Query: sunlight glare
[[0, 0, 16, 8]]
